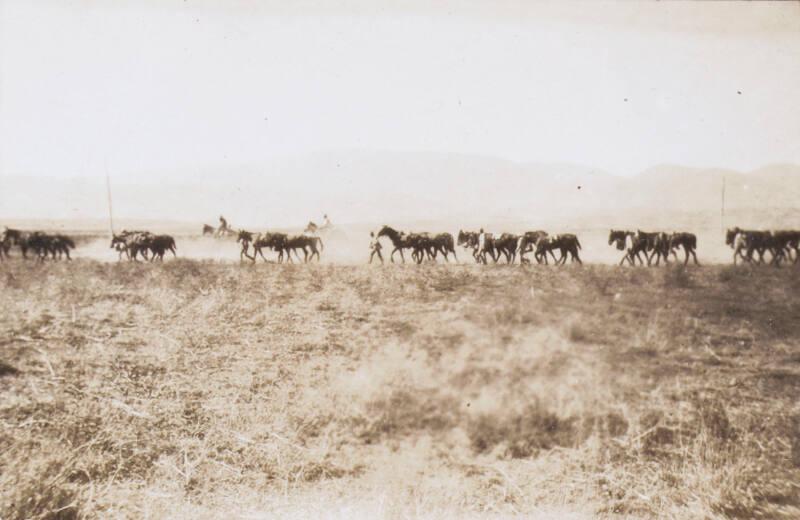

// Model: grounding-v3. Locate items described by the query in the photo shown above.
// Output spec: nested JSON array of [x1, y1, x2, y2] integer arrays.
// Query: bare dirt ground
[[1, 260, 799, 519]]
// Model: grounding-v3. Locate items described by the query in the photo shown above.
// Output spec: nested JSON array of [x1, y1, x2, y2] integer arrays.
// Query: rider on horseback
[[217, 215, 230, 237]]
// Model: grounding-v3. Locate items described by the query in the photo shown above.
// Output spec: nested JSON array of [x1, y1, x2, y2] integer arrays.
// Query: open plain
[[1, 259, 799, 519]]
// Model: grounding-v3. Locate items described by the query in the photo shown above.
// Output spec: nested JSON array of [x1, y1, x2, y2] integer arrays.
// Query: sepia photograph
[[1, 1, 799, 518]]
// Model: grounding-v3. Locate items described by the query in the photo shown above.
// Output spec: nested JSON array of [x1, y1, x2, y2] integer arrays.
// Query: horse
[[0, 230, 11, 261], [772, 230, 800, 265], [405, 233, 433, 264], [252, 232, 289, 263], [3, 228, 32, 259], [146, 235, 177, 261], [668, 232, 699, 266], [647, 232, 672, 266], [726, 228, 775, 265], [40, 234, 75, 261], [515, 231, 548, 265], [110, 230, 153, 261], [25, 232, 53, 262], [202, 224, 215, 236], [536, 234, 582, 265], [608, 230, 646, 266], [377, 226, 416, 263], [456, 230, 499, 264], [426, 233, 458, 263], [457, 230, 481, 263], [634, 230, 665, 266], [494, 233, 521, 264], [284, 235, 323, 263]]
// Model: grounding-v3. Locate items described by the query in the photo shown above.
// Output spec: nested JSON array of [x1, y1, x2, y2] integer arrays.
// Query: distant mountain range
[[2, 151, 798, 232]]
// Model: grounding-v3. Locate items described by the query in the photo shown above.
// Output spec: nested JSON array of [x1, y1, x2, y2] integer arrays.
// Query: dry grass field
[[1, 259, 799, 519]]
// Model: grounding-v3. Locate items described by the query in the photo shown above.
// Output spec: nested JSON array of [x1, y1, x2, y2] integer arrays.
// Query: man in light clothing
[[369, 231, 383, 264]]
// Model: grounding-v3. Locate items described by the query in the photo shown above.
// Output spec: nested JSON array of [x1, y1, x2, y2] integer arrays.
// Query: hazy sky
[[2, 0, 799, 184]]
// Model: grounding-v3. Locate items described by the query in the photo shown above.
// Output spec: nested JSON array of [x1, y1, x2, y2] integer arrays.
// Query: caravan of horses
[[2, 221, 800, 267]]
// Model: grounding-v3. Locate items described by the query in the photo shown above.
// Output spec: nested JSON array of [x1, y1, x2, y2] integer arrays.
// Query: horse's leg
[[691, 248, 699, 266]]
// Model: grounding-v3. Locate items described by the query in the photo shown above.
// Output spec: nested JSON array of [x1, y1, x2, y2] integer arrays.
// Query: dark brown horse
[[429, 233, 458, 263], [772, 230, 800, 265], [145, 235, 177, 261], [285, 235, 324, 263], [635, 230, 664, 266], [516, 231, 549, 265], [0, 230, 11, 261], [494, 233, 520, 264], [202, 224, 215, 236], [536, 234, 582, 265], [253, 232, 290, 263], [726, 228, 775, 265], [110, 230, 154, 261], [3, 228, 32, 259], [668, 232, 699, 265], [377, 226, 417, 263]]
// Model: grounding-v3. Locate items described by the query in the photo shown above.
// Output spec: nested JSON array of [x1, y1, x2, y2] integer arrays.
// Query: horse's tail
[[575, 236, 582, 250], [689, 234, 697, 250], [316, 236, 324, 251], [66, 237, 76, 249]]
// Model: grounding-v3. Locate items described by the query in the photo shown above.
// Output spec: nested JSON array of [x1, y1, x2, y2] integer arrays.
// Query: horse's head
[[610, 230, 627, 250], [725, 228, 739, 246], [376, 225, 393, 239], [237, 230, 253, 243], [3, 228, 19, 244]]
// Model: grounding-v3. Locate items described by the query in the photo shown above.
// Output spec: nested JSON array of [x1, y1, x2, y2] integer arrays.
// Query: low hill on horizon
[[2, 151, 798, 232]]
